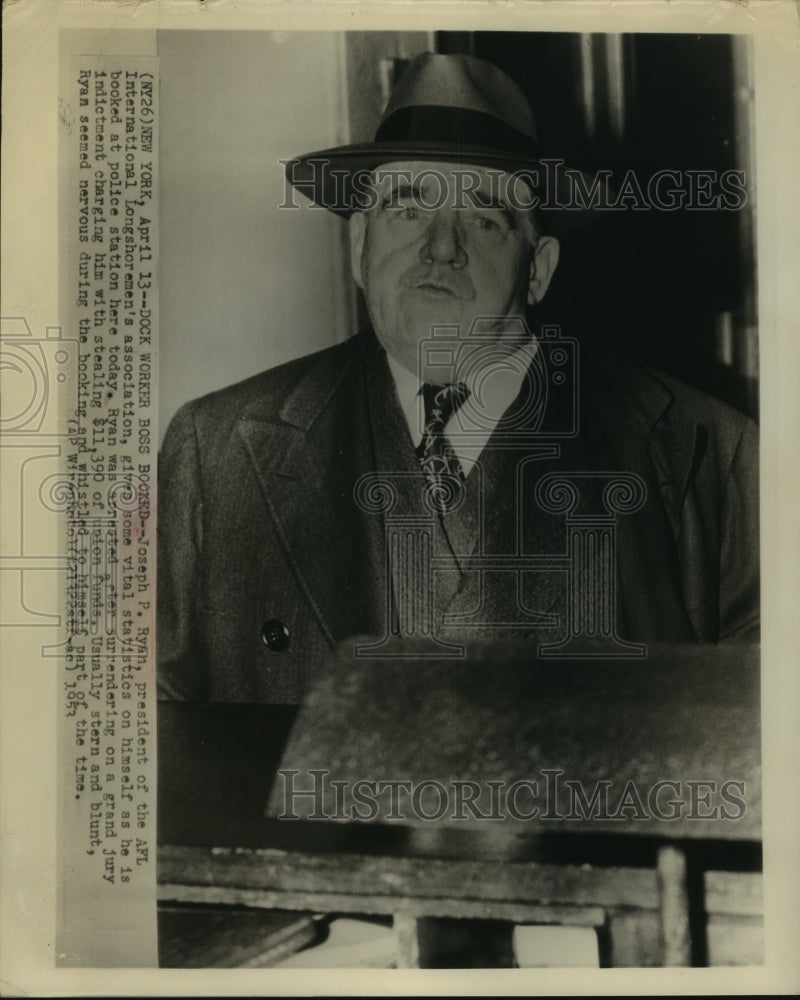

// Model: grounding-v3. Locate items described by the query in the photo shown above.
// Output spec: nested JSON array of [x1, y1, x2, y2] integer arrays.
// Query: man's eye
[[382, 199, 421, 220], [473, 214, 503, 232]]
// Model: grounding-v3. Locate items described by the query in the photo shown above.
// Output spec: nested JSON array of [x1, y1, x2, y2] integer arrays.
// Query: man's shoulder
[[645, 365, 750, 425], [172, 331, 371, 432], [588, 353, 754, 442]]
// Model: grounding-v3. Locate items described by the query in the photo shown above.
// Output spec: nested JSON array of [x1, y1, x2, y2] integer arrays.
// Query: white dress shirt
[[386, 340, 539, 477]]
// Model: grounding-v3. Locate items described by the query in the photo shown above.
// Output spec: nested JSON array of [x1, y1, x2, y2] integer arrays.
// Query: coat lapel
[[581, 356, 704, 641], [236, 333, 387, 645], [444, 353, 709, 645]]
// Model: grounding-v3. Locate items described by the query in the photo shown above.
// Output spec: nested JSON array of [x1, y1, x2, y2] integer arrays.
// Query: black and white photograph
[[2, 1, 799, 994]]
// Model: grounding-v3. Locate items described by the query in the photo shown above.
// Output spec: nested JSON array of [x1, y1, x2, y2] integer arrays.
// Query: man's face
[[349, 161, 560, 378]]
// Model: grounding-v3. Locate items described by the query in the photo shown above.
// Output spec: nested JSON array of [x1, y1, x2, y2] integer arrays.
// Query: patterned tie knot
[[420, 381, 470, 431]]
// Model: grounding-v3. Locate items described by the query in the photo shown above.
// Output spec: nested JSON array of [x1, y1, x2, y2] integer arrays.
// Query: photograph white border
[[2, 0, 799, 994]]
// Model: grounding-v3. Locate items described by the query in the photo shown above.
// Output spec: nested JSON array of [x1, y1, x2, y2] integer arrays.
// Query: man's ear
[[348, 211, 367, 290], [527, 235, 560, 305]]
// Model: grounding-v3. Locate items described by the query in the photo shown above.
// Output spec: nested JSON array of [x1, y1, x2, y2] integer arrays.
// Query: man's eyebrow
[[381, 182, 421, 204], [467, 189, 517, 227]]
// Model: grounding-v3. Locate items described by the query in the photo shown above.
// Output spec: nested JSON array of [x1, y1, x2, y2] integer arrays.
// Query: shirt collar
[[386, 352, 423, 431], [385, 338, 540, 442]]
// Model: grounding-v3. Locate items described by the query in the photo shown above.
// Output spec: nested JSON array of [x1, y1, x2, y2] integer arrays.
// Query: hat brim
[[285, 142, 607, 233]]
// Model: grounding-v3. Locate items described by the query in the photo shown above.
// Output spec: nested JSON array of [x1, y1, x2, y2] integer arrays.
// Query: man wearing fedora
[[157, 53, 759, 703]]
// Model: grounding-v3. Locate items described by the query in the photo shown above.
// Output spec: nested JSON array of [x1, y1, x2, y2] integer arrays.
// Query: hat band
[[374, 106, 541, 160]]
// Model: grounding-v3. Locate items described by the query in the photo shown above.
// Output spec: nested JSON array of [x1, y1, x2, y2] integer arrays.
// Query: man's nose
[[420, 211, 468, 268]]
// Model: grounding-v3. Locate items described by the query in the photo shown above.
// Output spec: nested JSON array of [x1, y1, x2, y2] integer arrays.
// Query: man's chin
[[399, 302, 476, 340]]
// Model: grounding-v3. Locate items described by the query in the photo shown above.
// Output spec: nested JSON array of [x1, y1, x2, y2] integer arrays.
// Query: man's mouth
[[414, 281, 458, 297]]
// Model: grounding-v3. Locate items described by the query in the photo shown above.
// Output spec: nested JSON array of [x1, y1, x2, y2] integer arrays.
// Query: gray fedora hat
[[285, 52, 599, 225]]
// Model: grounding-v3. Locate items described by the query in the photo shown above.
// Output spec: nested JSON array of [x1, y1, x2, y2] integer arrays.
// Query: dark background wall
[[439, 32, 758, 418]]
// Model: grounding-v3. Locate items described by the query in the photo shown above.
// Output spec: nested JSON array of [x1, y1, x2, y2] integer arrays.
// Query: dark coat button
[[261, 619, 290, 651]]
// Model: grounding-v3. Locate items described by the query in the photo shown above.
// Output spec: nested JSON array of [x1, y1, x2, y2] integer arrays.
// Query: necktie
[[416, 382, 470, 513]]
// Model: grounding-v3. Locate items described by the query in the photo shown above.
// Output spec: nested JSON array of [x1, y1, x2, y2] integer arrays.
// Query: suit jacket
[[157, 329, 759, 703]]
